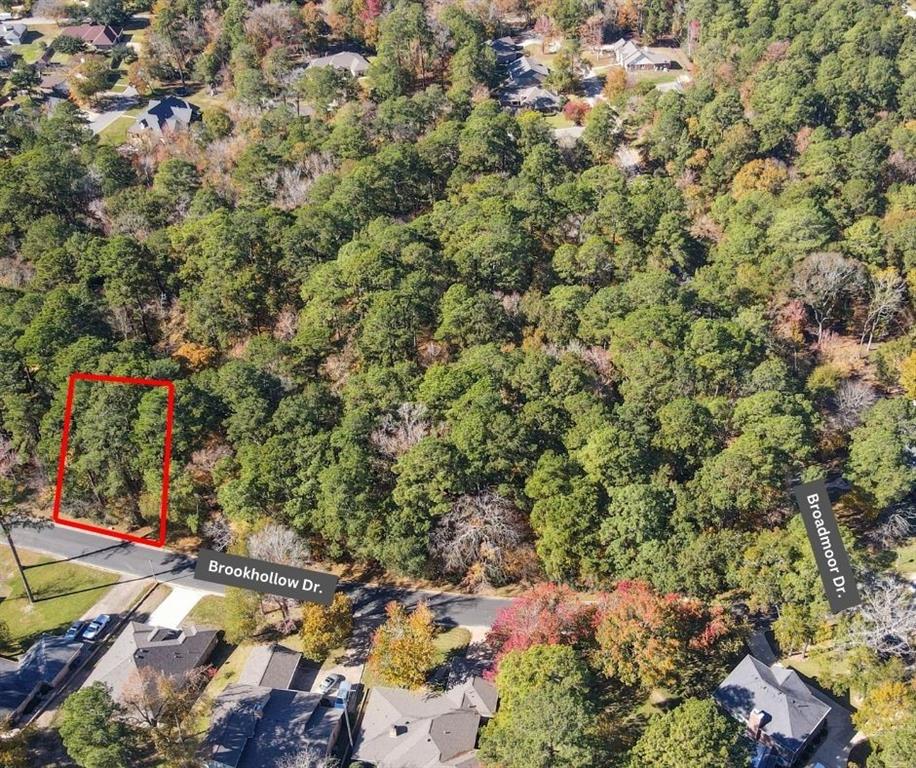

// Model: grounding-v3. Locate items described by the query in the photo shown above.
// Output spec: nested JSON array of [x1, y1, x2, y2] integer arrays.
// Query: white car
[[318, 673, 345, 696], [82, 614, 112, 641]]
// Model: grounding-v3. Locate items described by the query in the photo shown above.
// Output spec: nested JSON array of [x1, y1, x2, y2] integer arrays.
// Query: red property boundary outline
[[52, 372, 175, 548]]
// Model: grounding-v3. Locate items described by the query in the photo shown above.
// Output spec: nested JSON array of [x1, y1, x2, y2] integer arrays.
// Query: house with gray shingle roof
[[0, 635, 83, 724], [205, 645, 342, 768], [352, 677, 498, 768], [0, 22, 26, 45], [129, 96, 198, 138], [714, 654, 831, 767], [307, 51, 370, 77]]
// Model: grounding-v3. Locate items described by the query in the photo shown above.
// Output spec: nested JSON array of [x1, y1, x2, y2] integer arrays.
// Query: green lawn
[[98, 113, 139, 146], [893, 537, 916, 574], [0, 546, 116, 656], [184, 593, 226, 629], [433, 626, 472, 664]]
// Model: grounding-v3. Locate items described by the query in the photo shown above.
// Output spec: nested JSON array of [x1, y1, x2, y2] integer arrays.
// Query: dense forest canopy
[[0, 0, 913, 604]]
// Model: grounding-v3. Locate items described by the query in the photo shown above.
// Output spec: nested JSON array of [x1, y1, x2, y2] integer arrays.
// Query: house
[[488, 36, 522, 65], [504, 85, 561, 113], [205, 645, 343, 768], [0, 635, 83, 724], [39, 70, 70, 97], [307, 51, 370, 77], [59, 24, 122, 49], [128, 96, 199, 138], [606, 38, 672, 71], [0, 46, 13, 68], [714, 655, 831, 767], [82, 621, 218, 701], [352, 676, 498, 768], [505, 55, 548, 88], [0, 22, 26, 46]]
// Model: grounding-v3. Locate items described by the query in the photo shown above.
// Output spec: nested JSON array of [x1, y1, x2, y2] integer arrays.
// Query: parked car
[[64, 621, 87, 641], [82, 614, 112, 641], [318, 673, 345, 695]]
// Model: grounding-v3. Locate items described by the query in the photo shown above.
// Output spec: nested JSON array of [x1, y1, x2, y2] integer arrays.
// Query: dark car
[[82, 614, 112, 641], [63, 621, 87, 641]]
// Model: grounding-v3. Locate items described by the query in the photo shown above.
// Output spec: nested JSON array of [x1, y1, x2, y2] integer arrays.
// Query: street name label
[[195, 549, 338, 605], [792, 480, 860, 613]]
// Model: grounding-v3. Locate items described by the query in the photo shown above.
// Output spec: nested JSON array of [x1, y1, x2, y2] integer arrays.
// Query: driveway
[[802, 685, 858, 768], [146, 586, 205, 629]]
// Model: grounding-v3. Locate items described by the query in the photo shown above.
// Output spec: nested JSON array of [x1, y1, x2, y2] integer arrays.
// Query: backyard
[[0, 545, 116, 656]]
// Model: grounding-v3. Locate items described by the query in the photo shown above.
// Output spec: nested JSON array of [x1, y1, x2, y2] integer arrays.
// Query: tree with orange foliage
[[592, 580, 739, 692], [368, 600, 437, 688]]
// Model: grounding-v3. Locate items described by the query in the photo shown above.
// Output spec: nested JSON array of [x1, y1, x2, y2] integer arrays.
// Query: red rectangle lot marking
[[52, 372, 175, 548]]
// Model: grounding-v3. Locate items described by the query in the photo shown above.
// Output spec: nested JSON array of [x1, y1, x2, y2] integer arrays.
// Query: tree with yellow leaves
[[853, 679, 916, 737], [367, 600, 437, 689], [300, 592, 353, 661]]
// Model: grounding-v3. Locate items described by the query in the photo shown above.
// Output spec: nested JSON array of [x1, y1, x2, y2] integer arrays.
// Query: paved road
[[6, 522, 513, 628]]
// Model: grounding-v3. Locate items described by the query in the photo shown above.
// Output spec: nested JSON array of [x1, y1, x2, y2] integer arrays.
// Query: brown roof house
[[82, 621, 218, 701], [205, 644, 343, 768], [60, 24, 122, 49], [352, 677, 498, 768], [714, 655, 831, 767]]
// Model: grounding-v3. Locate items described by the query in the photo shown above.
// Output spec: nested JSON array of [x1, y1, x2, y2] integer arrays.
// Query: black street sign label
[[195, 549, 338, 605], [792, 480, 861, 613]]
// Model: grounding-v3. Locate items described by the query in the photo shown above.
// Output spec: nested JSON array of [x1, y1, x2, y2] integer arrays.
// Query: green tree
[[58, 683, 132, 768], [479, 644, 600, 768], [224, 586, 260, 643], [628, 698, 751, 767], [848, 397, 916, 509]]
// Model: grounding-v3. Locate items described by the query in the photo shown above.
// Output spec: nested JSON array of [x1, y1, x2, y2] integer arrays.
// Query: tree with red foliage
[[563, 100, 590, 126], [486, 583, 595, 671], [592, 581, 740, 692]]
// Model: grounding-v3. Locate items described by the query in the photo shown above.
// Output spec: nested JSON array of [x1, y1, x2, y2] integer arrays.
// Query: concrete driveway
[[146, 586, 205, 629], [802, 686, 858, 768]]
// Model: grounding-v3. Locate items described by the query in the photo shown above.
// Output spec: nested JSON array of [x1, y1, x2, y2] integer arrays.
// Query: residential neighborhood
[[1, 0, 916, 767]]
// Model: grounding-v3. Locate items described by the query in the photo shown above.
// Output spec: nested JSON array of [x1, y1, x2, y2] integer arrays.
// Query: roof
[[207, 684, 342, 768], [82, 621, 217, 701], [0, 635, 82, 721], [507, 56, 548, 83], [237, 644, 301, 690], [59, 24, 120, 46], [129, 97, 197, 136], [353, 678, 497, 768], [514, 85, 561, 109], [0, 22, 26, 37], [714, 655, 831, 760], [131, 622, 218, 679], [307, 51, 370, 76]]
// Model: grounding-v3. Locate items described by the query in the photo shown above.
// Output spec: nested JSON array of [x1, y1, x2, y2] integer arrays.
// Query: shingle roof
[[353, 678, 497, 768], [130, 622, 218, 679], [714, 655, 831, 760], [129, 97, 197, 137], [237, 644, 301, 690], [0, 635, 82, 721], [60, 24, 120, 46], [307, 51, 370, 77], [207, 684, 342, 768]]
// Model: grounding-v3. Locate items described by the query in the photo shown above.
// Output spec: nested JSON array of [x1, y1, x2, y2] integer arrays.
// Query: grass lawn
[[546, 113, 575, 128], [98, 113, 138, 146], [0, 546, 116, 656], [893, 537, 916, 574], [433, 626, 472, 664], [184, 593, 225, 629]]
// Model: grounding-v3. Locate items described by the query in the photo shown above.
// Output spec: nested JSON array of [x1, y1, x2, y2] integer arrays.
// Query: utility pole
[[0, 518, 35, 604]]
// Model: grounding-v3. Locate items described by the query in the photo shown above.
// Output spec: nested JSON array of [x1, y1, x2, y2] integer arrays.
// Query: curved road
[[6, 523, 513, 627]]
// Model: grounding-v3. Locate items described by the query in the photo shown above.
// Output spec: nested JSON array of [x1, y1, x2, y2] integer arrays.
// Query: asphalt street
[[6, 522, 513, 627]]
